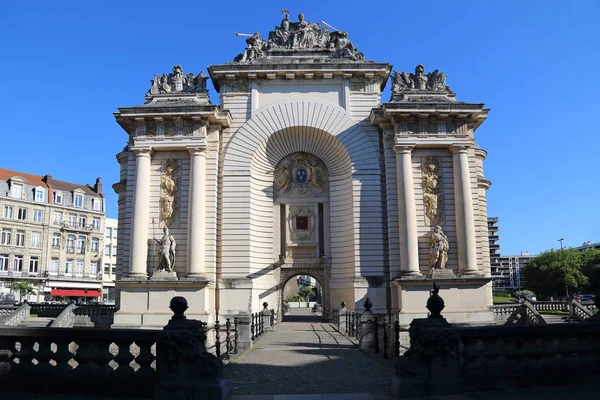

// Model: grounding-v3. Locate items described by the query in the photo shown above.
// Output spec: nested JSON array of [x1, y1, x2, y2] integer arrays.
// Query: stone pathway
[[225, 321, 394, 398]]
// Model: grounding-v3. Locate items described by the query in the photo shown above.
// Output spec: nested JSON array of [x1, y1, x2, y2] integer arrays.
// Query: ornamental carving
[[275, 153, 327, 197], [160, 159, 179, 227], [146, 65, 208, 97], [422, 157, 444, 226], [288, 207, 315, 241], [234, 12, 364, 62], [392, 65, 451, 94]]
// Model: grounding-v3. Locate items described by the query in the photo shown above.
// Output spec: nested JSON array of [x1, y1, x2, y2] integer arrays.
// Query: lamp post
[[558, 238, 569, 298]]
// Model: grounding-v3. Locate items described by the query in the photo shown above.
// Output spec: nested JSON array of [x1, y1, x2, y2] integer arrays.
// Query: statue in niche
[[160, 159, 179, 226], [422, 158, 443, 225], [156, 227, 176, 272], [429, 226, 449, 270]]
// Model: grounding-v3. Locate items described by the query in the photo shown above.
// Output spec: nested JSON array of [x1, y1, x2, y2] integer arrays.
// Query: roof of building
[[46, 176, 100, 196], [0, 168, 48, 188], [0, 168, 102, 197]]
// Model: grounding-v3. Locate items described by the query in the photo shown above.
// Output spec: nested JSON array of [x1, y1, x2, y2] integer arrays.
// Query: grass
[[538, 310, 569, 316], [493, 295, 513, 304]]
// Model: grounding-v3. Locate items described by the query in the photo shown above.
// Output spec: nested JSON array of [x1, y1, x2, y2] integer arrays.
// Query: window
[[68, 213, 77, 226], [52, 233, 60, 248], [50, 258, 59, 275], [0, 254, 8, 272], [11, 184, 23, 199], [31, 232, 41, 248], [92, 217, 100, 230], [104, 263, 110, 274], [65, 259, 73, 275], [76, 259, 84, 276], [1, 229, 11, 245], [33, 210, 43, 222], [17, 207, 27, 221], [29, 257, 39, 274], [90, 261, 97, 276], [111, 264, 116, 275], [91, 237, 99, 252], [54, 191, 63, 204], [74, 194, 83, 207], [13, 255, 23, 272], [113, 228, 118, 239], [4, 206, 14, 219], [92, 198, 101, 211], [104, 245, 111, 256], [105, 228, 112, 238], [77, 236, 86, 254], [112, 245, 117, 256], [66, 235, 75, 253], [35, 189, 45, 202], [16, 230, 25, 247], [78, 215, 87, 228], [54, 211, 63, 224]]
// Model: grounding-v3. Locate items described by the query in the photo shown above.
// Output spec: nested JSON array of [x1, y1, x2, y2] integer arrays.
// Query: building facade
[[113, 14, 494, 328], [0, 169, 106, 303], [487, 217, 531, 291], [101, 218, 118, 304]]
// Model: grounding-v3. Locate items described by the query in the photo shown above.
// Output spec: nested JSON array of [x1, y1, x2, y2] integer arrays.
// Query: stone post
[[128, 148, 151, 278], [450, 145, 479, 275], [186, 147, 207, 279], [339, 301, 348, 333], [394, 144, 421, 276], [360, 298, 376, 350], [234, 314, 252, 351], [261, 302, 272, 330]]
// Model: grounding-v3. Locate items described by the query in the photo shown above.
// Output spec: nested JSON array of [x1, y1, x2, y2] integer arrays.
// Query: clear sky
[[1, 1, 598, 255]]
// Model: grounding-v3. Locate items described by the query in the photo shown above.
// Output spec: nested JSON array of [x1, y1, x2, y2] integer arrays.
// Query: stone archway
[[279, 265, 331, 322]]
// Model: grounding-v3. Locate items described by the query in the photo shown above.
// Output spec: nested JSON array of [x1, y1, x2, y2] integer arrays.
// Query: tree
[[298, 286, 315, 301], [524, 248, 600, 297], [9, 281, 35, 302]]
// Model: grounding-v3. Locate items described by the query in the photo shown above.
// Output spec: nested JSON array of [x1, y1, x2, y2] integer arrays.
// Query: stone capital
[[449, 144, 471, 155], [187, 147, 207, 157], [132, 147, 152, 158], [393, 144, 415, 155]]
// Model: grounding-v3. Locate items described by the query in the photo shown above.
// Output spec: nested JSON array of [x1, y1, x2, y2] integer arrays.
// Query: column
[[451, 145, 479, 275], [186, 147, 207, 279], [394, 144, 421, 276], [128, 148, 152, 278]]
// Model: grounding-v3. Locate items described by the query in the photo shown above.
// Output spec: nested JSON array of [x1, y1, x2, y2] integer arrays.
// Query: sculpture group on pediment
[[274, 153, 327, 196], [392, 65, 451, 94], [147, 65, 208, 97], [422, 157, 444, 226], [160, 159, 179, 227], [234, 12, 363, 62]]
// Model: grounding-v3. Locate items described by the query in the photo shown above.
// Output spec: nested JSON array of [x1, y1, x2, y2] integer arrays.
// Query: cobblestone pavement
[[224, 321, 394, 396]]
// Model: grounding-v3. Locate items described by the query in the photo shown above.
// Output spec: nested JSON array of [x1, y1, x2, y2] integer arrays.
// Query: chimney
[[42, 174, 52, 183], [95, 177, 103, 194]]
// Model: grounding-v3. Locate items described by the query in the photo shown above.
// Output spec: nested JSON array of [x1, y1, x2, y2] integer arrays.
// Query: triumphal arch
[[112, 13, 493, 329]]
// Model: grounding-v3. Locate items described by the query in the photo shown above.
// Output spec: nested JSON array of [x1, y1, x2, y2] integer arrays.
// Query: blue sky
[[1, 1, 598, 255]]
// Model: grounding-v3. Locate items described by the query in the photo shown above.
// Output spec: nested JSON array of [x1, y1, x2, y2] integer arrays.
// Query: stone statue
[[275, 159, 293, 192], [146, 66, 209, 97], [422, 158, 442, 225], [429, 226, 449, 270], [156, 227, 176, 272], [392, 65, 451, 94], [236, 32, 267, 62], [330, 31, 358, 60], [160, 159, 179, 226]]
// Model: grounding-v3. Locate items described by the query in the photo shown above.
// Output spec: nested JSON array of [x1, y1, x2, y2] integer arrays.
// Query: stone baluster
[[128, 148, 152, 278], [394, 144, 421, 276]]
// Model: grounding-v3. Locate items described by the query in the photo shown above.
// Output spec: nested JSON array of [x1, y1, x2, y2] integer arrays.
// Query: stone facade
[[0, 169, 106, 303], [113, 14, 494, 328], [101, 217, 118, 304]]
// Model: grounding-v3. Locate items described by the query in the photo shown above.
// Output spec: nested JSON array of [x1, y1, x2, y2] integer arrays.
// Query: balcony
[[66, 247, 75, 254], [61, 221, 93, 232], [76, 248, 86, 255]]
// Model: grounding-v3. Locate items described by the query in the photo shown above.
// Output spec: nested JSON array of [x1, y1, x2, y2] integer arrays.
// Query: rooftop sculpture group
[[235, 13, 364, 62], [392, 65, 451, 93], [146, 65, 208, 97]]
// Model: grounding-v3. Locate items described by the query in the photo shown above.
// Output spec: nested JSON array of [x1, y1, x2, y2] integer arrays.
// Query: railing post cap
[[169, 296, 188, 319]]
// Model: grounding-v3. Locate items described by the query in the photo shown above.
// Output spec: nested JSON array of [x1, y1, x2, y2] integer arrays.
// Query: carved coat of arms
[[275, 153, 326, 195]]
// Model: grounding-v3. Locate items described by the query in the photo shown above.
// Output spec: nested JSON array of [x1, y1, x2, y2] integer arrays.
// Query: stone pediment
[[233, 12, 364, 63]]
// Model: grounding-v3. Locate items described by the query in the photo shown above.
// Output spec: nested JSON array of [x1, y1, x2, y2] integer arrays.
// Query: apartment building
[[487, 217, 531, 291], [102, 218, 118, 304], [0, 168, 106, 303]]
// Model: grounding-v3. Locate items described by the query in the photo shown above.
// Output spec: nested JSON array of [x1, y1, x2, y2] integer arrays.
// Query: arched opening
[[280, 271, 328, 322]]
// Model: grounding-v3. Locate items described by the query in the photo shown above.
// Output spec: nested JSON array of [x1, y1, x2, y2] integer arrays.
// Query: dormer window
[[74, 194, 83, 207], [54, 191, 63, 204], [35, 188, 45, 202], [92, 198, 101, 211], [11, 183, 23, 199]]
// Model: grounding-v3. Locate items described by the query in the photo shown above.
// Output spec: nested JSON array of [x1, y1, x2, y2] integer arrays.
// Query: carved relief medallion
[[160, 159, 180, 227], [288, 207, 315, 240], [422, 157, 444, 226]]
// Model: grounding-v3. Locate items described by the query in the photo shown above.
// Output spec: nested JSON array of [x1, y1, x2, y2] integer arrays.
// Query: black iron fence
[[206, 317, 239, 359]]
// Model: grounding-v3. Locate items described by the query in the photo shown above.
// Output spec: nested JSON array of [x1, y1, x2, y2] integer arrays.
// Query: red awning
[[50, 289, 101, 297]]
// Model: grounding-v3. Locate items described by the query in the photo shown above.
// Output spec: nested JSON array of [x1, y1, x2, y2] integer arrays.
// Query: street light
[[558, 238, 569, 298]]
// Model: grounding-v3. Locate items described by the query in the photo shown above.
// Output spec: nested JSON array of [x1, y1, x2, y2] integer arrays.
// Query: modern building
[[573, 241, 600, 251], [101, 218, 118, 304], [0, 168, 106, 303], [487, 217, 531, 291], [112, 13, 495, 328]]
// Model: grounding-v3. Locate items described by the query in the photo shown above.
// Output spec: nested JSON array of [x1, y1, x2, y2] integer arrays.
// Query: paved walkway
[[225, 321, 394, 399]]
